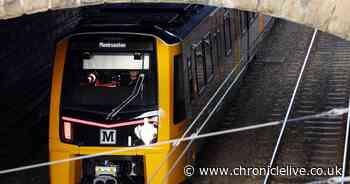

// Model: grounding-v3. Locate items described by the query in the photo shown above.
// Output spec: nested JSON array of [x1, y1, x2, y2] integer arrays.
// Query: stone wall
[[1, 0, 350, 40]]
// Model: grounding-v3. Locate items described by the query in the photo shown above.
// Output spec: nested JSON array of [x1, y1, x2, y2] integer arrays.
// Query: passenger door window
[[203, 33, 214, 82], [223, 11, 233, 56], [212, 32, 219, 68], [193, 43, 206, 93], [240, 11, 248, 34]]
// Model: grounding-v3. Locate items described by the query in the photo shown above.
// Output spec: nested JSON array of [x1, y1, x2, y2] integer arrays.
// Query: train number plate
[[100, 129, 117, 144]]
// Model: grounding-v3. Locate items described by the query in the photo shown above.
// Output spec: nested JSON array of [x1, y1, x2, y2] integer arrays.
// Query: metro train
[[49, 3, 274, 184]]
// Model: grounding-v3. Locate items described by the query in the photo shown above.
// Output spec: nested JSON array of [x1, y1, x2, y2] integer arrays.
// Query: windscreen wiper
[[105, 73, 145, 120]]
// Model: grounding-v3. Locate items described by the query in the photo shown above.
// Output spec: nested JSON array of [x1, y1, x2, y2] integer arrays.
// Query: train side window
[[240, 11, 248, 33], [203, 33, 214, 82], [173, 54, 187, 124], [248, 12, 258, 24], [193, 43, 206, 93], [223, 11, 233, 56]]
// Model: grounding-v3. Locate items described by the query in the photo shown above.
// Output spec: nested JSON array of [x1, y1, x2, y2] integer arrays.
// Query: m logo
[[100, 129, 117, 144]]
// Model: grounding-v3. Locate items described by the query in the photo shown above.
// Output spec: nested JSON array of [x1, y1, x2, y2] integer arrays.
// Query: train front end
[[49, 32, 187, 184]]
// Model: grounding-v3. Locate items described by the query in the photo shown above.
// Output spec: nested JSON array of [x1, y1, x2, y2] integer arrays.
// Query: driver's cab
[[59, 34, 159, 147], [49, 31, 187, 184]]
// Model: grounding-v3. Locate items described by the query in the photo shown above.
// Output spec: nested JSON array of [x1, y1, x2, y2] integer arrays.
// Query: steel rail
[[263, 28, 318, 184]]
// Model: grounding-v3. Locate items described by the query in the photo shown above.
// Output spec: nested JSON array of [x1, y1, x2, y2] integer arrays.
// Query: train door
[[173, 55, 187, 125]]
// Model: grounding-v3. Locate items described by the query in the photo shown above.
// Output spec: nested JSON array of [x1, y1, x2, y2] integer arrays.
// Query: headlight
[[134, 117, 158, 145], [63, 121, 73, 141]]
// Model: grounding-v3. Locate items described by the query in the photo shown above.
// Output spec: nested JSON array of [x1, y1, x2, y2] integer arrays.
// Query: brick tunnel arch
[[0, 0, 347, 181], [1, 0, 350, 40]]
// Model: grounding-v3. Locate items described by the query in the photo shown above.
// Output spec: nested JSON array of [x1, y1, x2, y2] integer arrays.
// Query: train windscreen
[[61, 51, 157, 115]]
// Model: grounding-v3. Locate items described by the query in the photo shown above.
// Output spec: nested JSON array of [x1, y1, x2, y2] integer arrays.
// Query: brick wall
[[0, 8, 81, 169]]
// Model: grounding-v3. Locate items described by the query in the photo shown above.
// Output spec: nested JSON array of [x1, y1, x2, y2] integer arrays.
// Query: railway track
[[269, 29, 350, 184], [194, 20, 350, 184]]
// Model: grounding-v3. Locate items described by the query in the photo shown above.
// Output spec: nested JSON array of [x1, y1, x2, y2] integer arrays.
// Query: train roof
[[73, 3, 217, 44]]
